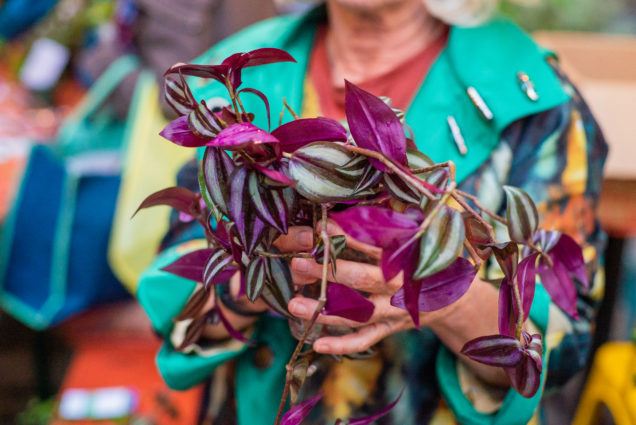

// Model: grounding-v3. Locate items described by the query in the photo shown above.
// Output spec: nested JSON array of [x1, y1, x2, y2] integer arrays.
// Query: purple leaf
[[330, 207, 420, 249], [210, 122, 279, 149], [281, 392, 324, 425], [344, 390, 404, 425], [381, 238, 417, 281], [239, 88, 271, 129], [160, 248, 214, 282], [165, 62, 229, 84], [505, 354, 542, 398], [498, 279, 515, 337], [344, 80, 407, 171], [487, 242, 519, 281], [537, 257, 579, 319], [160, 116, 210, 147], [271, 117, 347, 153], [215, 305, 256, 346], [391, 257, 476, 314], [518, 254, 538, 322], [549, 233, 588, 288], [461, 334, 524, 368], [133, 186, 199, 218], [323, 283, 375, 322], [239, 48, 296, 68]]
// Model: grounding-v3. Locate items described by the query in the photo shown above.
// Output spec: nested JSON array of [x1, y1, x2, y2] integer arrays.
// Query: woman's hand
[[279, 221, 511, 387]]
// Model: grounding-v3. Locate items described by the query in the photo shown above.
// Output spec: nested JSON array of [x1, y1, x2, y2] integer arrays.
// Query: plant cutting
[[135, 47, 588, 425]]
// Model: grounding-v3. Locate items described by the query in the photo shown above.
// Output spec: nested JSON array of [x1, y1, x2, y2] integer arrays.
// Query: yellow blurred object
[[108, 72, 192, 293], [573, 342, 636, 425]]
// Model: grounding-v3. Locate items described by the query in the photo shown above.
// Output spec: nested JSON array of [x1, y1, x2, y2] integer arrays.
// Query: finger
[[288, 297, 367, 328], [318, 219, 382, 260], [273, 226, 314, 252], [313, 321, 400, 355], [291, 257, 397, 294]]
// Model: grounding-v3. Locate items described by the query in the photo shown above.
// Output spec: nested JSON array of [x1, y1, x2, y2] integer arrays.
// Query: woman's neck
[[325, 0, 445, 87]]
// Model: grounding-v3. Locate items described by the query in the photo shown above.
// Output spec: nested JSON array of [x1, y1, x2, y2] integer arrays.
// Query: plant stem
[[414, 182, 456, 238], [273, 205, 330, 425], [254, 250, 313, 260], [450, 191, 498, 242], [455, 189, 508, 225], [511, 279, 525, 340], [283, 98, 300, 120], [410, 162, 453, 175], [344, 145, 437, 200], [225, 77, 242, 123]]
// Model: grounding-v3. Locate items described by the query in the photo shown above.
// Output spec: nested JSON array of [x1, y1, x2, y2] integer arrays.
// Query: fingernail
[[292, 258, 309, 273], [296, 230, 313, 248], [315, 342, 330, 352], [290, 302, 308, 316]]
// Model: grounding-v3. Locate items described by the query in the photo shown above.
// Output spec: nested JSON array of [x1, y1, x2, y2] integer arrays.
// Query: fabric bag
[[108, 71, 193, 293], [0, 55, 138, 329]]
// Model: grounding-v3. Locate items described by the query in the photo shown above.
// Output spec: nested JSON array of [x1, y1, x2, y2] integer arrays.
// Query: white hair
[[275, 0, 498, 27], [422, 0, 498, 27]]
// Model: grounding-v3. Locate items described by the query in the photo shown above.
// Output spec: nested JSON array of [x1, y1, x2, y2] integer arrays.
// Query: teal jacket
[[138, 7, 573, 425]]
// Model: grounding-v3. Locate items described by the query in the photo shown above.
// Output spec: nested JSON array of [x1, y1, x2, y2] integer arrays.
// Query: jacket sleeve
[[435, 66, 608, 424], [137, 158, 252, 390]]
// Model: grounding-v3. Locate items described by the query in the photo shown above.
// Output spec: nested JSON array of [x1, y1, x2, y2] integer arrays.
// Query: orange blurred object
[[50, 302, 204, 425]]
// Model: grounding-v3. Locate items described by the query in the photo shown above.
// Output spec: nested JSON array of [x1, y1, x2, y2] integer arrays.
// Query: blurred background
[[0, 0, 635, 424]]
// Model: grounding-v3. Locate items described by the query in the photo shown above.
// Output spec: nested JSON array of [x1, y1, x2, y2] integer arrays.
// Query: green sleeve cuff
[[156, 339, 248, 391], [436, 283, 551, 425]]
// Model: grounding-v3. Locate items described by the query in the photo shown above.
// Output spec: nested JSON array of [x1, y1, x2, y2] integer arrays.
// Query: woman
[[137, 0, 608, 423]]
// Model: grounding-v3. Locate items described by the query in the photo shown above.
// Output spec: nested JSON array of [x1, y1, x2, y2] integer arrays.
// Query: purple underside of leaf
[[344, 80, 407, 171], [518, 254, 538, 321], [271, 117, 347, 153], [252, 163, 297, 186], [133, 186, 198, 218], [391, 257, 476, 318], [538, 256, 579, 319], [215, 305, 256, 346], [281, 392, 324, 425], [506, 354, 542, 398], [209, 122, 279, 149], [165, 63, 228, 84], [498, 279, 516, 337], [160, 115, 211, 147], [381, 239, 417, 281], [330, 206, 419, 249], [323, 283, 374, 322], [160, 248, 214, 281], [460, 334, 524, 368], [239, 48, 297, 68], [549, 233, 588, 288], [345, 390, 404, 425]]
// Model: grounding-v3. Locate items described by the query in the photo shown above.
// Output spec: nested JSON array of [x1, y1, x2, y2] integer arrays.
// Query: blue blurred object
[[0, 0, 60, 40], [0, 56, 139, 329]]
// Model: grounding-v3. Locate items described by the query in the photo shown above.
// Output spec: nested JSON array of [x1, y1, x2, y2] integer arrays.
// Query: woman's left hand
[[287, 221, 435, 355]]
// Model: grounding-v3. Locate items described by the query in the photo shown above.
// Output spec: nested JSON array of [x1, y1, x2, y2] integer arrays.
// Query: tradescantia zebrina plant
[[135, 48, 588, 424]]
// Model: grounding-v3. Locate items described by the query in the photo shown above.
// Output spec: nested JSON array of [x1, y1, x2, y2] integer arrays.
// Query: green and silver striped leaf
[[203, 250, 233, 289], [202, 147, 235, 221], [247, 171, 288, 233], [245, 256, 268, 302], [288, 142, 371, 203], [503, 186, 539, 244], [414, 206, 466, 280]]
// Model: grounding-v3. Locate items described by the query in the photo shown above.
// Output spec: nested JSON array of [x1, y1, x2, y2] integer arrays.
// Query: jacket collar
[[191, 6, 570, 183]]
